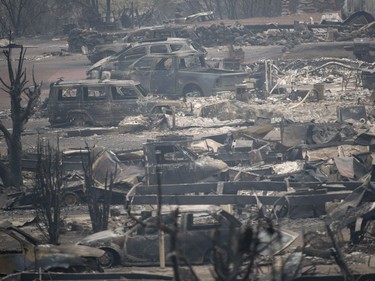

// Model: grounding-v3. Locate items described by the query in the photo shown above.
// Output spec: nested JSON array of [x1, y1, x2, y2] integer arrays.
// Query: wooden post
[[265, 60, 272, 95], [265, 60, 268, 93], [131, 2, 134, 28], [172, 107, 176, 130], [159, 230, 165, 268]]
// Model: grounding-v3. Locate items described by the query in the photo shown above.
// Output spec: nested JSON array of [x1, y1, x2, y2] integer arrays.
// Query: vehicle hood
[[88, 56, 113, 73], [77, 229, 124, 247], [92, 149, 144, 187], [196, 155, 228, 170], [195, 156, 228, 180], [94, 42, 127, 51], [38, 244, 105, 258]]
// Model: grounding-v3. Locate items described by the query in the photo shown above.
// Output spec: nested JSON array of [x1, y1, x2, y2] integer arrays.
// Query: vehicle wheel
[[70, 115, 86, 126], [85, 257, 104, 272], [61, 192, 80, 207], [98, 249, 118, 268], [183, 85, 203, 98], [204, 247, 228, 265]]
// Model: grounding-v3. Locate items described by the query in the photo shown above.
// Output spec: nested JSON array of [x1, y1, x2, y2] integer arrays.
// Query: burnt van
[[47, 79, 181, 127]]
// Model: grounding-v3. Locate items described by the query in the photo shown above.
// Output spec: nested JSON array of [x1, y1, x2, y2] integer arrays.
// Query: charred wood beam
[[240, 23, 352, 32], [128, 192, 352, 205], [22, 159, 85, 172], [6, 272, 173, 281], [294, 274, 375, 281], [134, 181, 361, 195]]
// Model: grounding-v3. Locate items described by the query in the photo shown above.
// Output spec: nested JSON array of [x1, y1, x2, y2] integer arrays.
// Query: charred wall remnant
[[293, 0, 343, 13], [342, 0, 375, 19]]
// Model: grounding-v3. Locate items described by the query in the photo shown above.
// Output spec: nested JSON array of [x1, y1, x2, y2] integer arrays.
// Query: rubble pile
[[295, 0, 339, 13], [195, 23, 316, 48], [67, 17, 375, 54], [68, 28, 127, 53]]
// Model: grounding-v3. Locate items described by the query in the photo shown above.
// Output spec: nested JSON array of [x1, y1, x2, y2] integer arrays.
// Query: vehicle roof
[[186, 11, 214, 21], [0, 220, 41, 245], [158, 205, 230, 214], [113, 37, 203, 58], [120, 37, 195, 53], [138, 208, 241, 226], [130, 207, 240, 223], [134, 37, 194, 45], [134, 50, 203, 59], [51, 79, 141, 87], [127, 24, 192, 33]]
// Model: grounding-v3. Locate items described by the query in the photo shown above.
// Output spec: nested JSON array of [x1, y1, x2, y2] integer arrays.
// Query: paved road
[[0, 37, 88, 110]]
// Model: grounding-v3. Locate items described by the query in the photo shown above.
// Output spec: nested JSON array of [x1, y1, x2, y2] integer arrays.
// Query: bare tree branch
[[0, 120, 11, 142]]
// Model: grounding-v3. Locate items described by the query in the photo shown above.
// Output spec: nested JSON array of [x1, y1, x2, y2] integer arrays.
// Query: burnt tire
[[70, 114, 86, 126], [183, 84, 203, 97], [61, 192, 80, 207], [98, 248, 118, 268], [204, 248, 214, 264]]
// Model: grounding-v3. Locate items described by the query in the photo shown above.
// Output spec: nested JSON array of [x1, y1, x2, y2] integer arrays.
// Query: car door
[[110, 85, 142, 124], [152, 144, 197, 184], [123, 217, 171, 264], [178, 213, 219, 263], [149, 57, 177, 97], [82, 85, 112, 125], [128, 57, 155, 92], [50, 85, 80, 125], [0, 228, 35, 274], [149, 44, 169, 55]]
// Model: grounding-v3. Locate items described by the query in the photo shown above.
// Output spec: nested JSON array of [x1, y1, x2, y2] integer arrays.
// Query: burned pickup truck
[[8, 136, 228, 209], [77, 208, 241, 267], [106, 52, 249, 98], [91, 135, 229, 189], [87, 37, 206, 76]]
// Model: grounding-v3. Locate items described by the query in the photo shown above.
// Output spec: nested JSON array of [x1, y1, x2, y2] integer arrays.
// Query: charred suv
[[47, 79, 181, 127], [107, 52, 249, 98]]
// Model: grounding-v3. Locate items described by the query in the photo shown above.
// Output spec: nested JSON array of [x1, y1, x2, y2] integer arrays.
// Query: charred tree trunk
[[223, 0, 238, 19], [0, 0, 28, 36], [0, 42, 41, 187], [82, 146, 113, 233], [34, 138, 63, 244], [215, 0, 223, 19], [8, 91, 23, 187]]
